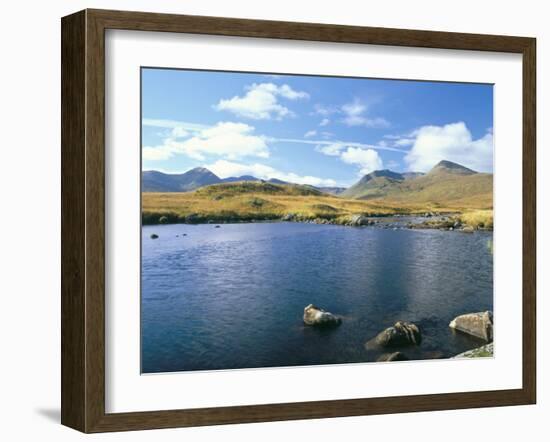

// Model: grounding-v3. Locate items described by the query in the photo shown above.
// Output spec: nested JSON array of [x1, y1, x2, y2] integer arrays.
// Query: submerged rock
[[453, 343, 494, 358], [377, 351, 409, 362], [303, 304, 342, 327], [374, 321, 422, 347], [449, 311, 493, 341]]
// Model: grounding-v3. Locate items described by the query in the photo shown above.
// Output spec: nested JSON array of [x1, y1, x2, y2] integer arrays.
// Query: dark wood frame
[[61, 8, 536, 433]]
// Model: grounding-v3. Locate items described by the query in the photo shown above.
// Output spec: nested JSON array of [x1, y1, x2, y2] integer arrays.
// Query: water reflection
[[141, 222, 493, 373]]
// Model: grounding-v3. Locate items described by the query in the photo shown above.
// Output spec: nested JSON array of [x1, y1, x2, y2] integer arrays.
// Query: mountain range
[[341, 160, 492, 207], [142, 160, 492, 207], [142, 168, 346, 195]]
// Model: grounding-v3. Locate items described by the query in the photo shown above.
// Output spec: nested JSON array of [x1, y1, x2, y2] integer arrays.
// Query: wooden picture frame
[[61, 8, 536, 433]]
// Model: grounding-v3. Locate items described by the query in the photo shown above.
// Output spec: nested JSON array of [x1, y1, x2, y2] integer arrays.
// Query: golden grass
[[142, 181, 493, 226], [459, 210, 494, 229]]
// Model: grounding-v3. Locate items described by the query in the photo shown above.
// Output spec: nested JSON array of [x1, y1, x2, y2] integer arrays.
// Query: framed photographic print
[[61, 9, 536, 433]]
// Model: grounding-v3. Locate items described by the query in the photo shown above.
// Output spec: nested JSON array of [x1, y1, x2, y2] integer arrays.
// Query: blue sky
[[142, 68, 493, 187]]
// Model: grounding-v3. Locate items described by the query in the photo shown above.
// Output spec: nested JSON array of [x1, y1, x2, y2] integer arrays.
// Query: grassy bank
[[459, 210, 494, 229], [142, 181, 492, 228]]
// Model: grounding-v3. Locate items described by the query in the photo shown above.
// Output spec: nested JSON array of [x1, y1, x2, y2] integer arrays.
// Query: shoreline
[[142, 213, 493, 232]]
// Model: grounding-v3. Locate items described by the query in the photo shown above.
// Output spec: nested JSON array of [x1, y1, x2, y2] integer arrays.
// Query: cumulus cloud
[[315, 142, 383, 176], [206, 160, 337, 187], [316, 143, 345, 156], [142, 122, 269, 161], [341, 99, 390, 128], [340, 147, 384, 175], [142, 144, 178, 161], [214, 83, 309, 120], [404, 122, 493, 172], [319, 118, 330, 127]]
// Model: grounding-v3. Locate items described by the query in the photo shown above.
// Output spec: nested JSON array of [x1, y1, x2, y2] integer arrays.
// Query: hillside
[[142, 160, 493, 225], [341, 169, 409, 199], [342, 160, 492, 210], [142, 181, 414, 225], [194, 181, 324, 197]]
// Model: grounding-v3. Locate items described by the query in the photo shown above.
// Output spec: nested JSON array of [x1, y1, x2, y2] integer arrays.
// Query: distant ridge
[[142, 168, 346, 194], [341, 160, 492, 207], [142, 167, 221, 192]]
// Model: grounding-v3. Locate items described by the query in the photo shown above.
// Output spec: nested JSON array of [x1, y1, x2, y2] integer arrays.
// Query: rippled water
[[141, 222, 493, 373]]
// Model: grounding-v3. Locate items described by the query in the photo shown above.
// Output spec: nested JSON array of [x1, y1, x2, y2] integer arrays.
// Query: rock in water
[[150, 234, 159, 239], [377, 352, 409, 362], [453, 342, 494, 358], [449, 311, 493, 341], [374, 321, 422, 347], [303, 304, 342, 327], [349, 214, 371, 226]]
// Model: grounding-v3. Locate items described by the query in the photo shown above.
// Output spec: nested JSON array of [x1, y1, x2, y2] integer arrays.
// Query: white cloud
[[404, 122, 493, 172], [394, 138, 415, 147], [304, 130, 317, 138], [340, 147, 384, 175], [214, 83, 308, 120], [142, 118, 208, 132], [315, 143, 345, 156], [206, 160, 337, 187], [314, 142, 384, 176], [142, 144, 177, 161], [341, 99, 390, 128], [342, 100, 367, 118], [170, 126, 189, 138], [142, 122, 269, 161], [319, 118, 330, 127], [312, 104, 338, 116]]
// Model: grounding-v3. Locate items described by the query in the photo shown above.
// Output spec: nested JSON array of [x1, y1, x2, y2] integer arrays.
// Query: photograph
[[140, 67, 495, 374]]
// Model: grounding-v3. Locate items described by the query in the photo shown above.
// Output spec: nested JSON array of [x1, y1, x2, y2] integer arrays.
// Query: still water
[[141, 222, 493, 373]]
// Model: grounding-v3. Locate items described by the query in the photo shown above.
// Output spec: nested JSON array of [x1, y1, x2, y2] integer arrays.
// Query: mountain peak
[[190, 166, 215, 174], [429, 160, 476, 175], [359, 169, 404, 184]]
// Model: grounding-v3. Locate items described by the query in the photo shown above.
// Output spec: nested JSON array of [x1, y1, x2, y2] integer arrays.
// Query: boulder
[[349, 214, 370, 226], [376, 351, 409, 362], [449, 311, 493, 341], [374, 321, 422, 347], [282, 213, 296, 222], [150, 234, 159, 239], [460, 226, 475, 233], [303, 304, 342, 327]]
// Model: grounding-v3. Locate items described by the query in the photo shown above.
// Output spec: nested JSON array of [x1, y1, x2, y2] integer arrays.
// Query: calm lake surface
[[141, 222, 493, 373]]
